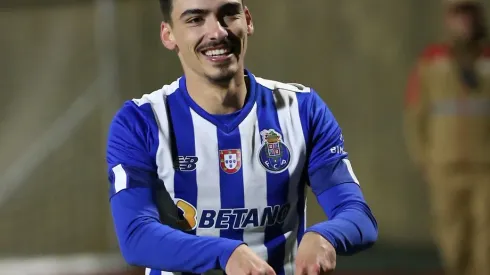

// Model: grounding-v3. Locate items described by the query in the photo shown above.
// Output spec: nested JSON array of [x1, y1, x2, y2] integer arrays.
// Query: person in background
[[404, 0, 490, 274]]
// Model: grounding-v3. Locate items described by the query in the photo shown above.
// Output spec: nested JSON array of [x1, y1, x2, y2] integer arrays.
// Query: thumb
[[267, 267, 277, 275]]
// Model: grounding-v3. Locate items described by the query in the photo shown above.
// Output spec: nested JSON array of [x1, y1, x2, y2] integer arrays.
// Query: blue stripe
[[149, 269, 161, 275], [256, 88, 289, 275], [167, 92, 199, 275], [217, 128, 245, 241], [295, 93, 311, 244]]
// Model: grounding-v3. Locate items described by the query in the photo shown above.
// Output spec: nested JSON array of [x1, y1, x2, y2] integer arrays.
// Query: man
[[106, 0, 378, 274], [404, 0, 490, 274]]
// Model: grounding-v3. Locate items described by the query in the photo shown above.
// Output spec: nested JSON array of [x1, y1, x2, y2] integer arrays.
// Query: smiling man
[[106, 0, 378, 274]]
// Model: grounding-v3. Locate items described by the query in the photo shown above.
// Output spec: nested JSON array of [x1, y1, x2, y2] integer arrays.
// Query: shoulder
[[254, 75, 320, 105], [111, 78, 180, 133], [255, 76, 312, 94], [254, 75, 330, 110], [253, 75, 334, 124], [417, 43, 451, 64], [132, 78, 180, 107]]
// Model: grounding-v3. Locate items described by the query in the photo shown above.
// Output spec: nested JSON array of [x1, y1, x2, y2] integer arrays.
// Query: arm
[[301, 91, 378, 255], [403, 56, 430, 169], [107, 102, 243, 272]]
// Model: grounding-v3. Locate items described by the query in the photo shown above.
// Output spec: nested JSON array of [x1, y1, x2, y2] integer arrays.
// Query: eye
[[219, 4, 242, 20], [186, 17, 204, 24]]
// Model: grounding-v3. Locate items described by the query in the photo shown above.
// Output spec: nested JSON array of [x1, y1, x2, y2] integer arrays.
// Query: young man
[[106, 0, 378, 274], [404, 0, 489, 274]]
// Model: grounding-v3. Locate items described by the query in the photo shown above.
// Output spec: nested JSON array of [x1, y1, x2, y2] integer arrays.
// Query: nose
[[208, 19, 228, 41]]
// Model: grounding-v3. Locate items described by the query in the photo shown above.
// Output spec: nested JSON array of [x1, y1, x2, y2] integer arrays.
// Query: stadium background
[[1, 0, 489, 274]]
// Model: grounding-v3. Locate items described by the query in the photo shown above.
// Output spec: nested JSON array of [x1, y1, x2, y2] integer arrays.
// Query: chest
[[155, 103, 308, 220], [427, 58, 490, 98], [427, 58, 490, 116]]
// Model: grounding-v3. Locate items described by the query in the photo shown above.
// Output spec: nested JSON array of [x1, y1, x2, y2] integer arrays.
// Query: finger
[[307, 264, 321, 275], [266, 266, 277, 275], [320, 259, 336, 274], [295, 265, 306, 275]]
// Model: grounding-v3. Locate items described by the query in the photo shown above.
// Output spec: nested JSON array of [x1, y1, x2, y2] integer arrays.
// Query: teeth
[[204, 48, 230, 56]]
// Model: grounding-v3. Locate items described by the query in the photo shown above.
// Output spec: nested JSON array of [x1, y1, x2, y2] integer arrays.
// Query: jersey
[[107, 70, 360, 275]]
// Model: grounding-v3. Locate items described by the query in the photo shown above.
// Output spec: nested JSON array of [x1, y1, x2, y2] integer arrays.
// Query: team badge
[[219, 149, 242, 174], [258, 129, 291, 173]]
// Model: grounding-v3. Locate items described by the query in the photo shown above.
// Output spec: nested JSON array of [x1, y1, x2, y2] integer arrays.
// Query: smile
[[200, 45, 234, 62]]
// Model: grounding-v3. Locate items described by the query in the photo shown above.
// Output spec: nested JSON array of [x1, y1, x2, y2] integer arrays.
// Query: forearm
[[306, 183, 378, 255], [111, 188, 243, 272], [403, 113, 427, 167]]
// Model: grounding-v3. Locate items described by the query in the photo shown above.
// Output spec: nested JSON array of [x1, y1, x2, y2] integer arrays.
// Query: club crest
[[219, 149, 242, 174], [258, 129, 291, 173]]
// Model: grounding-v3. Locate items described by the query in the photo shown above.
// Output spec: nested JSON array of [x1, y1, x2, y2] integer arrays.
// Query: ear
[[244, 7, 254, 36], [161, 21, 177, 50]]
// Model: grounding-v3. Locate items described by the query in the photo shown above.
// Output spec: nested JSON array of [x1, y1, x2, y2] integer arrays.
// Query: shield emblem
[[267, 142, 281, 158], [219, 149, 242, 174]]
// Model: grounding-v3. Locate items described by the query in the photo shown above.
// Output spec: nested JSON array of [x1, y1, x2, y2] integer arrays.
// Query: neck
[[450, 39, 483, 66], [185, 69, 248, 115]]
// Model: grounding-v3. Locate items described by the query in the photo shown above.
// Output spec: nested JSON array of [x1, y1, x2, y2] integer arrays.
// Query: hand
[[295, 232, 336, 275], [225, 244, 276, 275]]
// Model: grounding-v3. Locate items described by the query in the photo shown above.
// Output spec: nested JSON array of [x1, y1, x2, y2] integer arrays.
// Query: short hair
[[159, 0, 172, 23]]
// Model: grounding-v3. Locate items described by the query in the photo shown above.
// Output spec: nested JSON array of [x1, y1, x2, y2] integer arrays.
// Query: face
[[161, 0, 254, 83], [445, 3, 480, 42]]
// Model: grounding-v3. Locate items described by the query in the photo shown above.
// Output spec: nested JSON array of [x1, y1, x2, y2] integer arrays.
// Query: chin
[[205, 66, 240, 84]]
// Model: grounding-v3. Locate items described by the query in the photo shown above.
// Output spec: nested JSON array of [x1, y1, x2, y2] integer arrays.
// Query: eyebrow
[[179, 2, 242, 20], [179, 9, 209, 20]]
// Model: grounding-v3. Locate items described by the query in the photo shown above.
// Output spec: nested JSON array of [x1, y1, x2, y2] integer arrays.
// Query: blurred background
[[1, 0, 489, 274]]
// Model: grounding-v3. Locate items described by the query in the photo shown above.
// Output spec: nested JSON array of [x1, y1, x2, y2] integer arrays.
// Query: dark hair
[[159, 0, 172, 23], [451, 2, 487, 41], [159, 0, 245, 24]]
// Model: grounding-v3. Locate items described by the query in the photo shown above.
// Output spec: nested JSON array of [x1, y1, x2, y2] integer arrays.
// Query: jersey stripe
[[191, 110, 222, 238], [295, 93, 311, 248], [167, 93, 198, 275], [275, 89, 307, 274], [217, 125, 245, 241], [239, 104, 268, 260], [256, 89, 290, 275], [147, 90, 179, 275]]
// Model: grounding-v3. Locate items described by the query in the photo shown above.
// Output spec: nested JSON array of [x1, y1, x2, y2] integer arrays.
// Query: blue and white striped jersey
[[107, 70, 363, 275]]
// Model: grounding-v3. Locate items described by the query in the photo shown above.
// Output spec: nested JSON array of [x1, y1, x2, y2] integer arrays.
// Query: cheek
[[174, 31, 200, 52]]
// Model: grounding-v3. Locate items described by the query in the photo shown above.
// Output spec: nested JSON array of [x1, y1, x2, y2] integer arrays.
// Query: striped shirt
[[107, 70, 376, 275]]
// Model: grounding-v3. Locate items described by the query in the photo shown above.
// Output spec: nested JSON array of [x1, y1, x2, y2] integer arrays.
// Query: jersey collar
[[178, 69, 258, 133]]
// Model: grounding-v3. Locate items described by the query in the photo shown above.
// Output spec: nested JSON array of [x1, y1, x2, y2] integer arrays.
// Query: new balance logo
[[177, 156, 198, 171]]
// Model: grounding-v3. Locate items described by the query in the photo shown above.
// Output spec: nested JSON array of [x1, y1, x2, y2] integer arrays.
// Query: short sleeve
[[299, 90, 359, 196], [106, 101, 160, 198]]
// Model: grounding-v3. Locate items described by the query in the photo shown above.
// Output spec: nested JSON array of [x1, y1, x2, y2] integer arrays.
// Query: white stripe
[[147, 90, 177, 199], [140, 87, 180, 275], [239, 104, 268, 260], [112, 164, 127, 193], [274, 89, 307, 274], [191, 109, 222, 237], [343, 159, 360, 185]]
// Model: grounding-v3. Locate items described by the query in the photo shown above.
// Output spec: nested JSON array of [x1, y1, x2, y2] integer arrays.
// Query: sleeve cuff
[[305, 223, 338, 250], [218, 240, 246, 270]]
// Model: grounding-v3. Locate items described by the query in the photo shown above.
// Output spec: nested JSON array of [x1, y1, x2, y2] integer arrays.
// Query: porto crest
[[258, 129, 291, 173], [219, 149, 242, 174]]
